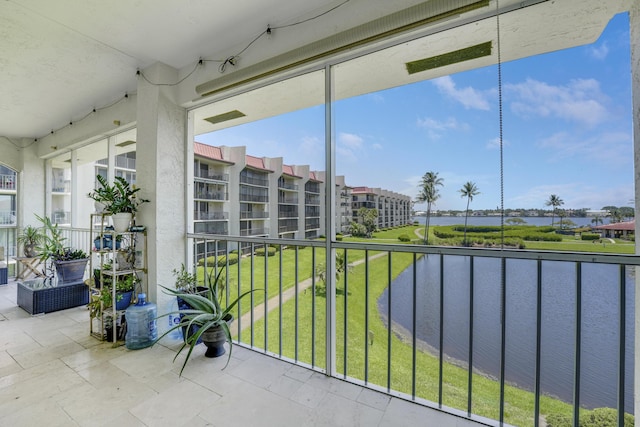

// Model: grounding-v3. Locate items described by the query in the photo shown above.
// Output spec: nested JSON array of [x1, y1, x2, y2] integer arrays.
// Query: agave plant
[[157, 266, 258, 375]]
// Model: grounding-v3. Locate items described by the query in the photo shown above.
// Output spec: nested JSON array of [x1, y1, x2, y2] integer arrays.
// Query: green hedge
[[581, 233, 601, 241], [197, 253, 239, 266], [398, 234, 411, 242], [255, 247, 277, 257], [546, 407, 633, 427], [433, 225, 561, 242]]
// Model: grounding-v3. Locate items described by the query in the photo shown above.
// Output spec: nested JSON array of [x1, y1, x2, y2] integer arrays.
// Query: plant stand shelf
[[17, 278, 88, 315]]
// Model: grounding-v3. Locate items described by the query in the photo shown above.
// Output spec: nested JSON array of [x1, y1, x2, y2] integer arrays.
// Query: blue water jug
[[125, 293, 157, 350]]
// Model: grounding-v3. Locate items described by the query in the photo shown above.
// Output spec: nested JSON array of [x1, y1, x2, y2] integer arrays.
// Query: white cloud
[[336, 132, 365, 162], [537, 130, 631, 165], [339, 132, 364, 149], [432, 76, 491, 111], [298, 135, 323, 158], [372, 143, 383, 150], [507, 78, 609, 126], [589, 42, 609, 60], [417, 116, 468, 140]]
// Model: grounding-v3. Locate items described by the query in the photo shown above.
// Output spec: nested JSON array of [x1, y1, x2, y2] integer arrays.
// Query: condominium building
[[194, 143, 410, 240], [351, 186, 412, 229], [193, 142, 329, 241]]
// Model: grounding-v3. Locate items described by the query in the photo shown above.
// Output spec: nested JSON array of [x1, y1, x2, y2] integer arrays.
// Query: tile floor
[[0, 279, 490, 426]]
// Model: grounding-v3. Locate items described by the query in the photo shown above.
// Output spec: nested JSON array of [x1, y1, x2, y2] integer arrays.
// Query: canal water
[[378, 254, 634, 412]]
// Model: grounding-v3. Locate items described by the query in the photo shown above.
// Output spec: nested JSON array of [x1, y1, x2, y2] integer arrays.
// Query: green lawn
[[524, 238, 635, 254]]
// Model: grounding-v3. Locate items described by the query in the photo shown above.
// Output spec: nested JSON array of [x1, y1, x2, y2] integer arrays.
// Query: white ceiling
[[0, 0, 431, 140], [0, 0, 631, 143]]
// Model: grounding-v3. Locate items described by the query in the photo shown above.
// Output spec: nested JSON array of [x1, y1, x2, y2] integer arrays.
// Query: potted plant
[[36, 214, 88, 283], [16, 225, 44, 257], [87, 176, 149, 232], [156, 265, 258, 375], [171, 264, 208, 342]]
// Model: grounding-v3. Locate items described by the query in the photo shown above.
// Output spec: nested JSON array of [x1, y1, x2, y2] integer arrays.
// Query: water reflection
[[378, 255, 634, 411]]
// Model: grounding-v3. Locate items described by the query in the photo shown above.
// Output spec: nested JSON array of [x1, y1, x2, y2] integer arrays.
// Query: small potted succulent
[[16, 225, 44, 257]]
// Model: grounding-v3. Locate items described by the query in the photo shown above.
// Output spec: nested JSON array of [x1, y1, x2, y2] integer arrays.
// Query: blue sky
[[199, 13, 632, 212]]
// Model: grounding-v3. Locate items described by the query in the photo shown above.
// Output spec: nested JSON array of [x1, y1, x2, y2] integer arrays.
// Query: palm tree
[[459, 181, 480, 246], [591, 215, 603, 226], [416, 171, 444, 245], [545, 194, 564, 227]]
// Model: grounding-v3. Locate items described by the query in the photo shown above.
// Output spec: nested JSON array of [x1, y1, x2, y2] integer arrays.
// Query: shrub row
[[255, 247, 277, 257], [581, 233, 601, 241], [433, 225, 562, 242], [197, 253, 239, 266]]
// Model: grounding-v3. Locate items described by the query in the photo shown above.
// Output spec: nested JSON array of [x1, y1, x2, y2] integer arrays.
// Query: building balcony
[[0, 174, 16, 191], [278, 225, 298, 233], [194, 191, 228, 201], [278, 211, 298, 219], [194, 170, 229, 182], [194, 222, 228, 234], [0, 280, 484, 426], [0, 211, 16, 226], [278, 196, 298, 204], [240, 211, 269, 219], [240, 195, 269, 203], [184, 234, 635, 427], [2, 225, 632, 427], [278, 182, 298, 191], [240, 176, 269, 187], [194, 211, 229, 221], [239, 227, 269, 236], [305, 196, 321, 205], [52, 181, 71, 193]]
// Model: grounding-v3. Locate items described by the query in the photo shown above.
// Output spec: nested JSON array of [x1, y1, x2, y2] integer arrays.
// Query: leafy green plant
[[173, 263, 198, 292], [255, 247, 276, 257], [87, 175, 149, 215], [35, 215, 88, 262], [157, 266, 260, 375]]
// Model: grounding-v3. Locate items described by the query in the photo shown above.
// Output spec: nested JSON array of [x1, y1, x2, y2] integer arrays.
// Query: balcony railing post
[[364, 249, 369, 385], [467, 255, 475, 416], [573, 262, 582, 427], [535, 259, 543, 427], [618, 264, 625, 427]]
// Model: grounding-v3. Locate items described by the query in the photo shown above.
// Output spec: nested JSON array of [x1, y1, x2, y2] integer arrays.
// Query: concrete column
[[18, 142, 46, 227], [632, 0, 640, 418], [70, 150, 79, 228], [135, 62, 187, 330]]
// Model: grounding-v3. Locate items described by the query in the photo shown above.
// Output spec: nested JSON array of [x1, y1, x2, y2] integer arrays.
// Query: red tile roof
[[309, 171, 322, 182], [282, 164, 302, 178], [351, 186, 373, 194], [593, 220, 635, 231], [246, 155, 273, 172], [193, 142, 234, 164]]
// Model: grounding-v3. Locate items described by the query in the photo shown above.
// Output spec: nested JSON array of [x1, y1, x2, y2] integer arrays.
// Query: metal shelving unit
[[89, 213, 147, 344]]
